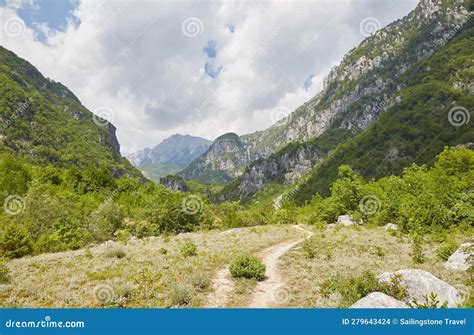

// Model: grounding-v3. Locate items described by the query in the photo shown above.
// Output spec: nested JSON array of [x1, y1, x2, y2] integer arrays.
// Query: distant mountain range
[[127, 134, 212, 181]]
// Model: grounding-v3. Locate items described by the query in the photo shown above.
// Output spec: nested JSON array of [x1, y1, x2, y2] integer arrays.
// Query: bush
[[374, 246, 386, 258], [411, 232, 425, 264], [302, 240, 316, 259], [320, 271, 406, 307], [181, 240, 197, 257], [159, 247, 168, 255], [88, 199, 124, 242], [0, 224, 32, 258], [436, 242, 458, 261], [190, 272, 210, 289], [0, 258, 10, 284], [105, 246, 126, 258], [407, 292, 448, 308], [229, 255, 266, 280], [34, 233, 66, 254], [169, 284, 193, 306]]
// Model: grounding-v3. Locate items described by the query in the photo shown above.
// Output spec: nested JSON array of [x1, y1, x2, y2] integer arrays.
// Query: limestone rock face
[[350, 292, 408, 308], [378, 269, 463, 307], [444, 243, 473, 271], [159, 175, 189, 192]]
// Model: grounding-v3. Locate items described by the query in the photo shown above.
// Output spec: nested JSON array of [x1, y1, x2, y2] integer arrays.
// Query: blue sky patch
[[204, 62, 222, 78], [203, 39, 218, 58], [7, 0, 80, 42], [303, 74, 314, 91]]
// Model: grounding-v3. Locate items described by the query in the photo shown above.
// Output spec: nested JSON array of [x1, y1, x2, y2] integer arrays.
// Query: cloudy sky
[[0, 0, 418, 155]]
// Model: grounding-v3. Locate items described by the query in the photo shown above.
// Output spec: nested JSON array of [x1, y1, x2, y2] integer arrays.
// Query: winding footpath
[[205, 225, 313, 308]]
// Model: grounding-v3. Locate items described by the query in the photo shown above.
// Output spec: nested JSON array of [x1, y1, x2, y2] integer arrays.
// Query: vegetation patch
[[230, 255, 266, 281]]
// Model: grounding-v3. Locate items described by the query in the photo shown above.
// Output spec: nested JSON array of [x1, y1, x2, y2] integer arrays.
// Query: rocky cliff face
[[159, 175, 189, 192], [219, 0, 472, 201], [183, 0, 470, 188], [179, 133, 250, 183]]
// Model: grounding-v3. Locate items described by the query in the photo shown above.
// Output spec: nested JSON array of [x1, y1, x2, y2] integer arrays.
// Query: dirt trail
[[205, 266, 235, 308], [248, 225, 313, 308], [205, 225, 313, 308]]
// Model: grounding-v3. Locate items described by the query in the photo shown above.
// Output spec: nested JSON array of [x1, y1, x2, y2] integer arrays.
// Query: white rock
[[221, 228, 240, 235], [444, 243, 473, 271], [384, 223, 398, 231], [327, 223, 337, 229], [378, 269, 462, 307], [350, 292, 408, 308], [337, 215, 354, 226]]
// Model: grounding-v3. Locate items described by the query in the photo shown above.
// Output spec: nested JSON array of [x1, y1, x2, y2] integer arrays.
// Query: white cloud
[[0, 0, 418, 153]]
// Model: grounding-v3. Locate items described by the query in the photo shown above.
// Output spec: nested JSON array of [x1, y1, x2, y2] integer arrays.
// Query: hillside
[[0, 46, 139, 178], [217, 0, 473, 202], [292, 20, 474, 203]]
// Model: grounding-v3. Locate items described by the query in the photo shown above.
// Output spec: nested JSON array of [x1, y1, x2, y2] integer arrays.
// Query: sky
[[0, 0, 419, 155]]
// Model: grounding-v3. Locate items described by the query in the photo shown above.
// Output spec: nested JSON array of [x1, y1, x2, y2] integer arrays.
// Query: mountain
[[0, 46, 140, 178], [210, 0, 473, 201], [178, 133, 250, 183], [128, 134, 212, 181], [182, 0, 469, 190]]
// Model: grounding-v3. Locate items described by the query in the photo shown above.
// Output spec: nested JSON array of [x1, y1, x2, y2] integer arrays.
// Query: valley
[[0, 0, 473, 310]]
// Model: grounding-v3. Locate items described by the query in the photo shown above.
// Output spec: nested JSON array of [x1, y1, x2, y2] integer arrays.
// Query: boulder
[[350, 292, 408, 308], [384, 223, 398, 231], [337, 215, 354, 226], [444, 243, 473, 271], [378, 269, 462, 307]]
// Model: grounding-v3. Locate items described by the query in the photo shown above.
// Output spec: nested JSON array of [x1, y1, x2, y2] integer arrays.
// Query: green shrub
[[169, 284, 193, 306], [0, 224, 32, 258], [181, 240, 197, 257], [229, 255, 266, 280], [34, 233, 66, 254], [0, 258, 10, 284], [190, 272, 210, 289], [411, 233, 425, 264], [105, 246, 126, 259], [407, 292, 448, 308], [113, 283, 135, 307], [374, 246, 386, 258], [85, 248, 93, 259], [88, 199, 124, 242], [320, 271, 407, 307], [302, 240, 316, 259], [159, 247, 168, 255], [436, 242, 458, 261]]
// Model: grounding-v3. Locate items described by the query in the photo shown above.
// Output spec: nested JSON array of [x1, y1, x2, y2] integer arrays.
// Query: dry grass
[[278, 225, 473, 307], [0, 225, 298, 308]]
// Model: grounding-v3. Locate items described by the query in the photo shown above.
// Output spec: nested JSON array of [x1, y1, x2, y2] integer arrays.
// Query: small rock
[[384, 223, 398, 231], [327, 223, 337, 229], [337, 215, 354, 226], [444, 243, 473, 271], [350, 292, 408, 308], [378, 269, 462, 307], [221, 228, 240, 235], [104, 240, 114, 246]]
